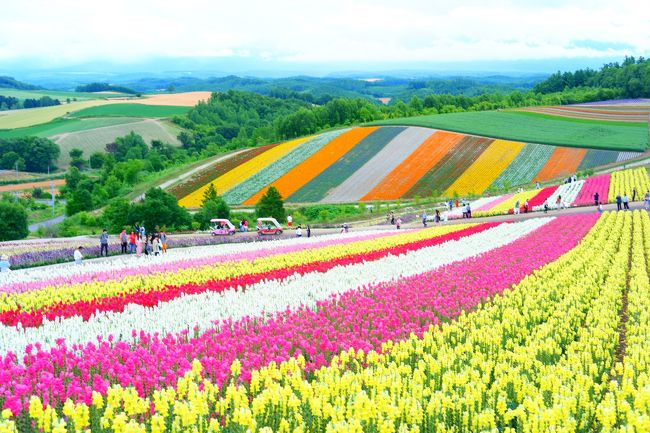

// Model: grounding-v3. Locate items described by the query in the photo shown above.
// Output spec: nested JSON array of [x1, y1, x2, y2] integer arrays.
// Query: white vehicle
[[256, 217, 283, 236], [210, 218, 236, 236]]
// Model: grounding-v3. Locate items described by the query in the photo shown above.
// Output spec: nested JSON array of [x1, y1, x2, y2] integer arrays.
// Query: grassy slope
[[69, 104, 190, 118], [55, 120, 182, 167], [0, 117, 142, 139], [0, 100, 112, 129], [372, 110, 649, 151]]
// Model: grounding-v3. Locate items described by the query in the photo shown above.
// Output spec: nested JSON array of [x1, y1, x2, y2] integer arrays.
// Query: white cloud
[[0, 0, 648, 65]]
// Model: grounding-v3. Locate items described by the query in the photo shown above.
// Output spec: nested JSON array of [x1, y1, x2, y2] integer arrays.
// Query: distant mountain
[[0, 76, 41, 90]]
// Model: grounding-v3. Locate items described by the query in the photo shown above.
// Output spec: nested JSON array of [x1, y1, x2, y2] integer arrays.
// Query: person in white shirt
[[74, 246, 84, 265], [287, 215, 293, 228], [295, 226, 302, 237]]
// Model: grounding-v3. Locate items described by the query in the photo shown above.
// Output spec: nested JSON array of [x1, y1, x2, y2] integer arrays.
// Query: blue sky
[[1, 0, 648, 74]]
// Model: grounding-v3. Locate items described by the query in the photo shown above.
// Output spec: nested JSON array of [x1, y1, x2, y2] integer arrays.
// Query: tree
[[89, 152, 105, 169], [193, 197, 231, 229], [23, 137, 60, 172], [0, 200, 28, 241], [69, 148, 86, 170], [102, 198, 132, 232], [66, 189, 93, 216], [255, 186, 286, 223], [202, 183, 219, 205], [129, 188, 191, 231]]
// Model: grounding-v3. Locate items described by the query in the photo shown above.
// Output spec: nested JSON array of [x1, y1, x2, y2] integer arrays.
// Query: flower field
[[175, 126, 644, 206], [1, 210, 649, 432], [608, 167, 650, 203]]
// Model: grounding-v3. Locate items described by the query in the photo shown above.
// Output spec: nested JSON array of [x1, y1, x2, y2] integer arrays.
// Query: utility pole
[[48, 165, 55, 217]]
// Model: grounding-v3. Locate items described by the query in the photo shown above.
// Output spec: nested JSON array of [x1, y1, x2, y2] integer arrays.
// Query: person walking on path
[[0, 255, 10, 273], [434, 209, 440, 223], [623, 193, 630, 210], [422, 212, 428, 227], [556, 195, 562, 210], [307, 225, 311, 238], [594, 192, 599, 207], [152, 236, 161, 256], [396, 217, 402, 229], [287, 215, 293, 228], [140, 225, 146, 238], [160, 231, 168, 253], [632, 188, 637, 202], [645, 191, 650, 210], [120, 230, 128, 254], [466, 203, 472, 218], [100, 229, 109, 257], [616, 194, 622, 211], [136, 234, 142, 256], [74, 246, 84, 265], [543, 201, 549, 213], [390, 212, 395, 225], [129, 231, 136, 254], [514, 200, 520, 215]]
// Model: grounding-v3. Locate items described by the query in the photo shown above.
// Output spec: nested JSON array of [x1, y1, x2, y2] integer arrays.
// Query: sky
[[0, 0, 648, 75]]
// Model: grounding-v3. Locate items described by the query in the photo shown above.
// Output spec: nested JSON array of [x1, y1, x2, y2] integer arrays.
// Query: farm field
[[0, 99, 113, 129], [0, 178, 65, 192], [517, 101, 650, 122], [0, 87, 124, 101], [178, 126, 647, 206], [53, 119, 182, 167], [0, 117, 142, 139], [68, 103, 190, 118], [371, 110, 649, 151], [0, 211, 648, 432], [135, 91, 212, 106]]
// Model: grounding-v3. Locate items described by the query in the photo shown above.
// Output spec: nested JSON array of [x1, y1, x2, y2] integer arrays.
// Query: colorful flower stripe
[[574, 172, 610, 206], [0, 213, 598, 428], [577, 148, 619, 170], [608, 167, 650, 203], [179, 135, 312, 207], [222, 129, 348, 205], [473, 192, 514, 212], [0, 222, 513, 360], [0, 218, 558, 414], [526, 185, 558, 208], [404, 135, 493, 198], [445, 139, 524, 196], [167, 143, 277, 200], [288, 127, 406, 203], [243, 127, 377, 205], [533, 146, 588, 182], [0, 225, 475, 314], [1, 230, 396, 292], [361, 130, 463, 201], [322, 127, 433, 203], [474, 188, 542, 217], [489, 142, 555, 190], [0, 224, 493, 328]]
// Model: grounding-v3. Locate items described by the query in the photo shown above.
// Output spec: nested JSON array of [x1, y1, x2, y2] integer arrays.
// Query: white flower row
[[0, 218, 553, 357], [533, 180, 585, 211], [443, 196, 502, 220], [0, 230, 388, 288]]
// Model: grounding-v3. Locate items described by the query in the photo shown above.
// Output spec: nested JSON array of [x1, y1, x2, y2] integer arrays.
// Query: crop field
[[0, 117, 142, 139], [517, 102, 650, 122], [54, 119, 182, 167], [178, 126, 646, 205], [68, 103, 190, 118], [372, 110, 649, 151], [1, 211, 649, 432], [135, 91, 212, 106], [0, 100, 113, 129], [0, 178, 65, 192], [0, 87, 119, 101]]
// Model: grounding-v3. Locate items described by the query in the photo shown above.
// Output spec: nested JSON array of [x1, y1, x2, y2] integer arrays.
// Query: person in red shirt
[[129, 231, 137, 254]]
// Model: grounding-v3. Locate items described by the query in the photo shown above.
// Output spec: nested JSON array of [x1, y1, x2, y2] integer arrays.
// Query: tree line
[[75, 82, 138, 94], [0, 137, 60, 172], [0, 95, 61, 111]]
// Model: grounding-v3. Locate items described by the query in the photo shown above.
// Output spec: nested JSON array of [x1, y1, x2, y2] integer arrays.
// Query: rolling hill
[[173, 125, 648, 207]]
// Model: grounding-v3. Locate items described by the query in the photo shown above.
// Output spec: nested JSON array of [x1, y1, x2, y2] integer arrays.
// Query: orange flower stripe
[[534, 147, 587, 182], [444, 139, 525, 196], [243, 127, 377, 205], [361, 131, 464, 201]]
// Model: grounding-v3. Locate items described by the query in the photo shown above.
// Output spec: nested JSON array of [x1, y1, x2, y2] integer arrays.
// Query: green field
[[0, 100, 112, 129], [0, 117, 142, 139], [55, 119, 182, 167], [69, 103, 190, 118], [0, 87, 123, 101], [372, 110, 649, 151]]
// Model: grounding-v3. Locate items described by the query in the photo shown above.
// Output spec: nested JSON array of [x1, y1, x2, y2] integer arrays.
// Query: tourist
[[434, 209, 441, 223], [616, 194, 622, 211], [74, 246, 84, 265], [514, 200, 520, 215], [543, 201, 549, 213], [295, 225, 302, 237], [390, 212, 395, 225], [623, 193, 630, 210], [152, 236, 161, 256], [129, 231, 137, 254], [556, 195, 562, 210], [100, 229, 109, 257], [535, 182, 540, 189], [632, 187, 637, 202], [396, 217, 402, 229], [598, 202, 604, 213], [136, 235, 142, 256], [307, 225, 311, 238], [0, 255, 10, 273], [287, 214, 293, 228], [594, 192, 599, 207], [645, 191, 650, 210], [120, 230, 128, 254], [455, 199, 459, 208], [422, 211, 428, 227], [523, 200, 529, 213], [140, 225, 146, 238], [160, 231, 168, 253]]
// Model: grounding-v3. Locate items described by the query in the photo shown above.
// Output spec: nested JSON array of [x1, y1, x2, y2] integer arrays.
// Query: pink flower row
[[0, 214, 598, 416], [573, 173, 611, 206]]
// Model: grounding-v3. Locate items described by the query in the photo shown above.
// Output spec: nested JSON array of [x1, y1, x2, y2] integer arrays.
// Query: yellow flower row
[[596, 211, 650, 432], [445, 139, 524, 196], [608, 167, 650, 203], [179, 136, 312, 208], [7, 212, 648, 433], [473, 188, 540, 217], [0, 224, 473, 313]]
